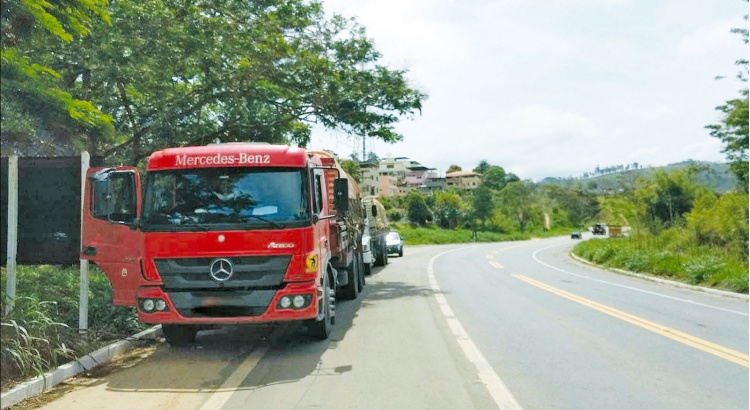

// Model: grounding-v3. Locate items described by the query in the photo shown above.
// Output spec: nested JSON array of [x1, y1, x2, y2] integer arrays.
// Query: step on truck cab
[[82, 144, 365, 345]]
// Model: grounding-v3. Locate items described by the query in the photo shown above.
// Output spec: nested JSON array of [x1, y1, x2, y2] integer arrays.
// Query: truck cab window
[[313, 174, 323, 215], [90, 173, 136, 222], [141, 167, 311, 230]]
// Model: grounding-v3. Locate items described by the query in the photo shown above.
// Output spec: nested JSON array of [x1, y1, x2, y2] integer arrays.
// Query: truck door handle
[[83, 246, 98, 256]]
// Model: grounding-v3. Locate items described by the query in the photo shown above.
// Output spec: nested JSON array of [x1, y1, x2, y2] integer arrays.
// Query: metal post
[[79, 152, 90, 333], [4, 156, 18, 316]]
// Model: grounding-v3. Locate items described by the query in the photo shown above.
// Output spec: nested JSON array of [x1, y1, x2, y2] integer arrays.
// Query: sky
[[308, 0, 748, 182]]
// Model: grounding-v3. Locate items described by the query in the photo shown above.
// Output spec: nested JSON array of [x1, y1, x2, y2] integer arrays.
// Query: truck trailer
[[81, 143, 365, 345]]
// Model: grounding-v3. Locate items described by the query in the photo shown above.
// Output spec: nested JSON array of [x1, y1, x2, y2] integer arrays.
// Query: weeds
[[392, 222, 529, 245], [1, 265, 145, 390], [574, 235, 748, 293]]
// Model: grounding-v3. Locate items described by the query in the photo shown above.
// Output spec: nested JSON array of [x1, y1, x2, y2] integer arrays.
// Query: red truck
[[81, 143, 365, 345]]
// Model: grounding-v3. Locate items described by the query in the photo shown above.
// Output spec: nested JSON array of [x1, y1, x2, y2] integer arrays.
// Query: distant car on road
[[385, 231, 403, 257], [592, 223, 606, 235], [571, 231, 582, 239]]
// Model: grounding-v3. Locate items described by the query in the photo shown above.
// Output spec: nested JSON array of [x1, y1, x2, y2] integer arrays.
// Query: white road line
[[429, 247, 523, 410], [531, 242, 749, 317], [199, 346, 268, 410]]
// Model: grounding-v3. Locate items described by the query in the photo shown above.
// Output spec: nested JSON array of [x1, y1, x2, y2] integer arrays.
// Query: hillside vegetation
[[385, 161, 747, 294], [540, 161, 738, 194]]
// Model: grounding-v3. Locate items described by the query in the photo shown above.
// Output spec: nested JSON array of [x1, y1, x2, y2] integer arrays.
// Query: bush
[[573, 233, 748, 293], [1, 265, 145, 385], [682, 255, 725, 285]]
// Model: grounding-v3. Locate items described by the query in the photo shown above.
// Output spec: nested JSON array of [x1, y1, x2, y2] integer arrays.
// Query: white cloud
[[678, 19, 743, 58], [312, 0, 746, 181]]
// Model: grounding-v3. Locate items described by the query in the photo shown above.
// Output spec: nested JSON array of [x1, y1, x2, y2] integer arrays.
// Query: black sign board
[[1, 156, 103, 265]]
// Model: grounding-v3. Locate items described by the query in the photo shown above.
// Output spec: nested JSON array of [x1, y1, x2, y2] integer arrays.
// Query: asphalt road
[[30, 236, 748, 410], [434, 235, 748, 410]]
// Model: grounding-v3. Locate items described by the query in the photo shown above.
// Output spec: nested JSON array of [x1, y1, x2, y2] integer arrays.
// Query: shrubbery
[[1, 265, 145, 387]]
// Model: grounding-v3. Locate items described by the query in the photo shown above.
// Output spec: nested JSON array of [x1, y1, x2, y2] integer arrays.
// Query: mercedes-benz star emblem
[[209, 258, 234, 282]]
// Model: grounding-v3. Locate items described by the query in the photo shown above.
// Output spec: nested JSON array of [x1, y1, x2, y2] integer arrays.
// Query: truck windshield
[[141, 167, 310, 231]]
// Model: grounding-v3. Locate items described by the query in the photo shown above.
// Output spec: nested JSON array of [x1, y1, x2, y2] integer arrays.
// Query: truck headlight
[[292, 295, 306, 308], [142, 299, 155, 312], [280, 296, 292, 309]]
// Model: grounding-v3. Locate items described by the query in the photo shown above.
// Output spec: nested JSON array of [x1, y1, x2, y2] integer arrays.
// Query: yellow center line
[[490, 261, 504, 269], [514, 274, 749, 368]]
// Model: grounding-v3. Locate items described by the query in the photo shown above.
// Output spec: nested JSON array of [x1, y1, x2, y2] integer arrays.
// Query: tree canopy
[[1, 0, 114, 155], [1, 0, 426, 163], [707, 12, 749, 192]]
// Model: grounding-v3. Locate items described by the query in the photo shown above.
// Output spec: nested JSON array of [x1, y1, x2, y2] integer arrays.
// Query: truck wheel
[[162, 324, 197, 346], [308, 272, 335, 340], [374, 241, 384, 267], [399, 247, 403, 257], [340, 259, 359, 300]]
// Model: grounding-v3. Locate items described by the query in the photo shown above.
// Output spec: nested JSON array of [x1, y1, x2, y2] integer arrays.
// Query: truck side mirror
[[334, 178, 349, 214]]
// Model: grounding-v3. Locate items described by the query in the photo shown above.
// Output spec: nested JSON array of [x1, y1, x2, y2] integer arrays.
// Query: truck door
[[81, 167, 142, 306], [312, 168, 329, 267]]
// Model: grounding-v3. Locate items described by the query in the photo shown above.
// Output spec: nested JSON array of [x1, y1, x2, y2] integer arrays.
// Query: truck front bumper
[[135, 281, 321, 325]]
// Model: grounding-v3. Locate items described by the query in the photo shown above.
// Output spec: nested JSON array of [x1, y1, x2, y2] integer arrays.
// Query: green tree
[[497, 181, 536, 232], [339, 159, 361, 184], [538, 185, 600, 227], [1, 0, 113, 154], [473, 160, 490, 175], [446, 164, 462, 173], [707, 13, 749, 192], [472, 186, 494, 229], [10, 0, 426, 164], [505, 173, 520, 184], [433, 190, 465, 229], [635, 170, 703, 231], [405, 191, 431, 225], [687, 191, 749, 260], [482, 165, 507, 190]]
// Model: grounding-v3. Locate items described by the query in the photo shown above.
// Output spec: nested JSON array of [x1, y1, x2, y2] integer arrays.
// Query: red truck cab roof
[[147, 143, 311, 171]]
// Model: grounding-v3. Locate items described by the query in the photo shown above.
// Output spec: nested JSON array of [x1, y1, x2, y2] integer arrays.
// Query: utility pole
[[362, 134, 366, 161]]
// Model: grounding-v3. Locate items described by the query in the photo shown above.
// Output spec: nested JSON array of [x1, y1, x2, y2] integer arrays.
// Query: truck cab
[[81, 144, 360, 344]]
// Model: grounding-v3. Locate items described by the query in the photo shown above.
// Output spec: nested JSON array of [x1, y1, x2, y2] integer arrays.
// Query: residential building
[[446, 171, 481, 189]]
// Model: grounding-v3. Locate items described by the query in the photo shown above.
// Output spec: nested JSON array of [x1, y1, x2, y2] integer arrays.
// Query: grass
[[392, 222, 531, 245], [1, 265, 146, 391], [573, 233, 748, 293]]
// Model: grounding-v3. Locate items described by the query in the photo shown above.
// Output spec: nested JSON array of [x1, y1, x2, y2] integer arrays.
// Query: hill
[[539, 161, 738, 193]]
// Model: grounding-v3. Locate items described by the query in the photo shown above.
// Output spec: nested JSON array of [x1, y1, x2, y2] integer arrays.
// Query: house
[[445, 171, 481, 189]]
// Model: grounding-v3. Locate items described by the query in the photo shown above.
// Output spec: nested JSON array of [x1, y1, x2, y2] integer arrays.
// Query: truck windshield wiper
[[245, 214, 285, 229]]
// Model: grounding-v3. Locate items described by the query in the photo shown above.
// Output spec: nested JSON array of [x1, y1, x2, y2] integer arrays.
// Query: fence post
[[4, 156, 18, 316], [79, 152, 90, 333]]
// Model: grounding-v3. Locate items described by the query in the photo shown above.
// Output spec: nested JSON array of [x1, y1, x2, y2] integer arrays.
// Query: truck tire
[[374, 239, 385, 266], [339, 259, 359, 300], [307, 270, 335, 340], [162, 324, 197, 346]]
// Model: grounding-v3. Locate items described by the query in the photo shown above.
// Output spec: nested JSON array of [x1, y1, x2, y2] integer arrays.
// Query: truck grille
[[154, 255, 291, 290]]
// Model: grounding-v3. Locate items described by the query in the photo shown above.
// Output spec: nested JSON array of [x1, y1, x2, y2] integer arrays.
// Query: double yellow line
[[513, 274, 748, 367]]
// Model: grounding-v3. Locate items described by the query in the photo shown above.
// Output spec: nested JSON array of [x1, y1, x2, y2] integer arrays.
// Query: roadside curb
[[569, 252, 749, 301], [1, 325, 163, 409]]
